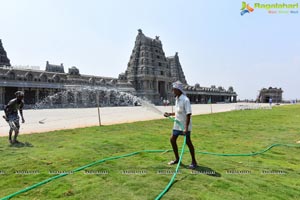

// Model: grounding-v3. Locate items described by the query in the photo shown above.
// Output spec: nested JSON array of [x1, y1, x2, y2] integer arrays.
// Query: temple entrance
[[4, 87, 18, 104], [265, 96, 271, 103], [24, 89, 36, 104], [158, 81, 166, 99]]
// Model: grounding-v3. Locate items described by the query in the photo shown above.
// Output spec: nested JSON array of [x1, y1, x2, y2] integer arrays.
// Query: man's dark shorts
[[172, 129, 191, 137], [7, 113, 20, 129]]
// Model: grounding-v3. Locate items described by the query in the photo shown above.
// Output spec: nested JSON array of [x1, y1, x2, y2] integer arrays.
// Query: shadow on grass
[[9, 142, 34, 148], [171, 174, 190, 185], [167, 165, 221, 194], [193, 165, 222, 177], [181, 163, 222, 177]]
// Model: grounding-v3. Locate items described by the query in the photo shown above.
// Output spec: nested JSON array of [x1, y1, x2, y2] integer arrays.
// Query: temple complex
[[0, 30, 237, 108]]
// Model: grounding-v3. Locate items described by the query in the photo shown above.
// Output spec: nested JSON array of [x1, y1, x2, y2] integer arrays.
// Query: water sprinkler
[[38, 118, 46, 124]]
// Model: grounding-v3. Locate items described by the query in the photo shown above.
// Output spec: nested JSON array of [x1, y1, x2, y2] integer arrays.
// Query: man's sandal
[[168, 160, 179, 165], [188, 163, 197, 169]]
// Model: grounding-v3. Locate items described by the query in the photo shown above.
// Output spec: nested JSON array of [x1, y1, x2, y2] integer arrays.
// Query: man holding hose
[[164, 81, 197, 169]]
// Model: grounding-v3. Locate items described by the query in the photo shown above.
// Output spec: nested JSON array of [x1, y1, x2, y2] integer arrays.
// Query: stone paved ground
[[0, 103, 270, 136]]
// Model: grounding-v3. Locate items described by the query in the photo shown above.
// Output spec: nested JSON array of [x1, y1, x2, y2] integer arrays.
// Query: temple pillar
[[233, 96, 237, 102], [62, 90, 68, 106], [74, 91, 78, 106], [0, 87, 5, 106], [164, 82, 167, 98], [155, 81, 159, 93], [35, 88, 40, 104], [49, 89, 54, 106]]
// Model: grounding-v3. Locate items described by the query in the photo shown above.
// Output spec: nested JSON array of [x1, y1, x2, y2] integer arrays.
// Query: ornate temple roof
[[45, 61, 65, 73], [0, 39, 11, 67], [167, 52, 187, 84]]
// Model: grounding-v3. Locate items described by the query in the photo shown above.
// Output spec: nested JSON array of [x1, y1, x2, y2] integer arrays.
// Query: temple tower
[[167, 52, 187, 84], [123, 29, 187, 103], [0, 39, 11, 67]]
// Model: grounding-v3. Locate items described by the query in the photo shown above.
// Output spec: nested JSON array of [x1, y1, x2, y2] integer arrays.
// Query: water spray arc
[[34, 85, 150, 109]]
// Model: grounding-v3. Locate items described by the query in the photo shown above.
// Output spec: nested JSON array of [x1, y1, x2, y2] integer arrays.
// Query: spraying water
[[33, 85, 164, 115], [139, 99, 164, 115]]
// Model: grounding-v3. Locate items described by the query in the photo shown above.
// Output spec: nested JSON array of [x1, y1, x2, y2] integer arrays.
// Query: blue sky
[[1, 0, 299, 100]]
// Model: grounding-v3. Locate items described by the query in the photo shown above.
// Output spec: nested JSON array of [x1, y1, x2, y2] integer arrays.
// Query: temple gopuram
[[0, 30, 237, 108], [120, 29, 237, 104], [0, 39, 11, 67]]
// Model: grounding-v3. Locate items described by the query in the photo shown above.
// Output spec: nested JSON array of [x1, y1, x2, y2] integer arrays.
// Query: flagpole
[[210, 96, 212, 114], [97, 103, 101, 126]]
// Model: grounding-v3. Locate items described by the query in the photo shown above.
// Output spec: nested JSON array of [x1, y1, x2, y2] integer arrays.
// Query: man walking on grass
[[3, 91, 25, 144], [164, 81, 197, 169]]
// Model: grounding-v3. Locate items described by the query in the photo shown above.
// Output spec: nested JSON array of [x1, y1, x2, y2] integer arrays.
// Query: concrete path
[[0, 103, 270, 136]]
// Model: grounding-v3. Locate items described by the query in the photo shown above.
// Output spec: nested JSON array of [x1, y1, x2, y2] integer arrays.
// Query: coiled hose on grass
[[1, 117, 300, 200]]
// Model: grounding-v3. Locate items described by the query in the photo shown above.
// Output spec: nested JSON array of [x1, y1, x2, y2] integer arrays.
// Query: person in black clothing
[[3, 91, 25, 144]]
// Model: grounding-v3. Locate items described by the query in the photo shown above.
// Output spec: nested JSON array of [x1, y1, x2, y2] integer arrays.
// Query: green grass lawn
[[0, 104, 300, 200]]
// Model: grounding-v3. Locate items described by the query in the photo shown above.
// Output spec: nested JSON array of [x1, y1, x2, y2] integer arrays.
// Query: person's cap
[[15, 91, 24, 97], [172, 81, 185, 95]]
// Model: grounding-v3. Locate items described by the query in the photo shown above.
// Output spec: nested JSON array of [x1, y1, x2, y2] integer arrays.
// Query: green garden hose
[[155, 117, 186, 200], [1, 144, 299, 200], [1, 117, 299, 200]]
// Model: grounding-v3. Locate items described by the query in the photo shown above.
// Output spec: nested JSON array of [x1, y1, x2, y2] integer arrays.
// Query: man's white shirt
[[173, 94, 192, 131]]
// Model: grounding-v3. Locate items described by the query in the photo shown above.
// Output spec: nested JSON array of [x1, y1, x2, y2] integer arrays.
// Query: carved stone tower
[[123, 29, 187, 104], [167, 52, 187, 84], [0, 39, 11, 67]]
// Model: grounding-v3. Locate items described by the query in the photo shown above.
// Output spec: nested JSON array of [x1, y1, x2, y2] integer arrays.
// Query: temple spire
[[0, 39, 11, 67]]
